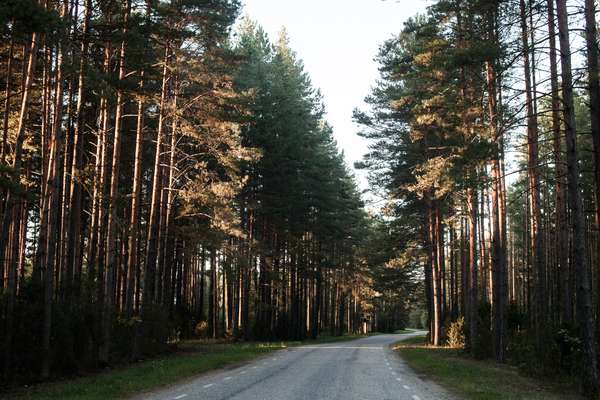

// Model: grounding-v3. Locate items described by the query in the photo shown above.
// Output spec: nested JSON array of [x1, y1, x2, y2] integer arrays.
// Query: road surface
[[132, 332, 455, 400]]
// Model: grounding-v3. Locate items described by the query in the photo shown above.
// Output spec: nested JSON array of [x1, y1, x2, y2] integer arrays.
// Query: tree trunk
[[547, 0, 570, 326], [520, 0, 546, 358], [467, 186, 478, 355], [102, 0, 131, 363], [143, 45, 171, 315], [65, 0, 92, 299], [125, 76, 144, 316], [583, 0, 600, 328], [42, 0, 69, 375], [556, 0, 599, 393]]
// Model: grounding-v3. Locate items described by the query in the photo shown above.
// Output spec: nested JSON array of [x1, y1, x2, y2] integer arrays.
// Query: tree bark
[[143, 45, 170, 315], [467, 186, 478, 356], [556, 0, 599, 393], [125, 75, 145, 316], [520, 0, 546, 358], [101, 0, 131, 363]]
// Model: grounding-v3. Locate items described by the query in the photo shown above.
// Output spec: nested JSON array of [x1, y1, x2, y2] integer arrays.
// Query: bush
[[195, 320, 209, 337], [447, 316, 466, 349], [506, 330, 536, 369], [554, 327, 583, 376], [114, 315, 143, 361], [472, 301, 493, 359], [138, 306, 170, 357]]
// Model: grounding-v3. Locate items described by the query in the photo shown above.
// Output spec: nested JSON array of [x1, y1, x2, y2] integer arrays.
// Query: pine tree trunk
[[547, 0, 570, 326], [556, 0, 599, 393], [0, 32, 38, 298], [42, 0, 69, 375], [209, 249, 218, 338], [428, 198, 442, 345], [520, 0, 546, 358], [467, 185, 478, 355], [583, 0, 600, 328], [125, 76, 144, 316], [65, 0, 92, 299], [102, 0, 131, 363], [143, 45, 170, 315]]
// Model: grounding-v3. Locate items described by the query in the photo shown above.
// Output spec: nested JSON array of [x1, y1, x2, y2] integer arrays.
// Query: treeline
[[0, 0, 370, 384], [357, 0, 600, 396]]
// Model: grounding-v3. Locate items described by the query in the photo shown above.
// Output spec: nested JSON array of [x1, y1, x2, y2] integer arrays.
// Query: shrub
[[506, 330, 536, 370], [447, 316, 466, 349], [555, 327, 583, 376], [195, 320, 209, 337], [472, 301, 493, 359]]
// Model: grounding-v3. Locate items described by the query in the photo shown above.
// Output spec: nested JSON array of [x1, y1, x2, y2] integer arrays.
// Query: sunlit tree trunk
[[143, 45, 171, 315], [101, 0, 130, 364], [65, 0, 92, 299], [125, 76, 145, 316], [42, 0, 69, 377]]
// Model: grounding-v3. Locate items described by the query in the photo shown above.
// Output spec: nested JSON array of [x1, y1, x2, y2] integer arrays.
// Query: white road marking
[[396, 378, 402, 382], [403, 385, 410, 390], [203, 384, 214, 388], [173, 395, 187, 400], [252, 366, 258, 369], [224, 377, 232, 381], [412, 396, 421, 400], [240, 370, 247, 374]]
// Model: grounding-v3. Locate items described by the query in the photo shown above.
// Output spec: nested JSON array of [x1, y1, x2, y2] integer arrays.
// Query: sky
[[240, 0, 430, 195]]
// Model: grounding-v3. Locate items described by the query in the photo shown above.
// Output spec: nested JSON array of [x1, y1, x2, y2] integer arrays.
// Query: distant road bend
[[133, 332, 455, 400]]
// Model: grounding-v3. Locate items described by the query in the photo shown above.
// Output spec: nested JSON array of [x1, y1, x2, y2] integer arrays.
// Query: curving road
[[132, 332, 455, 400]]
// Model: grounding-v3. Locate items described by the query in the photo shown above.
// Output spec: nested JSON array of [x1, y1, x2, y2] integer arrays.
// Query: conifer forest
[[2, 0, 600, 399]]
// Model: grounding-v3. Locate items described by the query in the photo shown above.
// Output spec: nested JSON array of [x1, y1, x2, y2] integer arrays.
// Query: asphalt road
[[133, 332, 455, 400]]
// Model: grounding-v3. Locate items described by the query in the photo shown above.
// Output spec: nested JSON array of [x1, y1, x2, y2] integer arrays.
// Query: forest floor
[[394, 336, 584, 400], [4, 334, 367, 400]]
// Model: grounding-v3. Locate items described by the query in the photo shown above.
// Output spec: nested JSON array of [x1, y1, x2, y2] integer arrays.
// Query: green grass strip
[[394, 336, 582, 400]]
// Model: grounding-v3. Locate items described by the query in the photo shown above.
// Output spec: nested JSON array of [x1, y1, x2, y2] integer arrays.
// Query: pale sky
[[240, 0, 430, 194]]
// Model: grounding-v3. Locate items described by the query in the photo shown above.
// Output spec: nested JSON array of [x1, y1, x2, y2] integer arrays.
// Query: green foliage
[[473, 302, 493, 359], [554, 328, 584, 377], [232, 19, 370, 341], [409, 307, 427, 329], [0, 0, 60, 38]]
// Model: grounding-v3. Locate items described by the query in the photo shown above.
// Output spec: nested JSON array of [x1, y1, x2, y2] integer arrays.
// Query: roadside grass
[[394, 336, 583, 400], [394, 328, 419, 334], [5, 333, 368, 400]]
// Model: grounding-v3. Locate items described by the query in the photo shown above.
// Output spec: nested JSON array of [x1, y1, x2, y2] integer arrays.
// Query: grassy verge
[[394, 336, 582, 400], [394, 328, 419, 334], [6, 334, 368, 400]]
